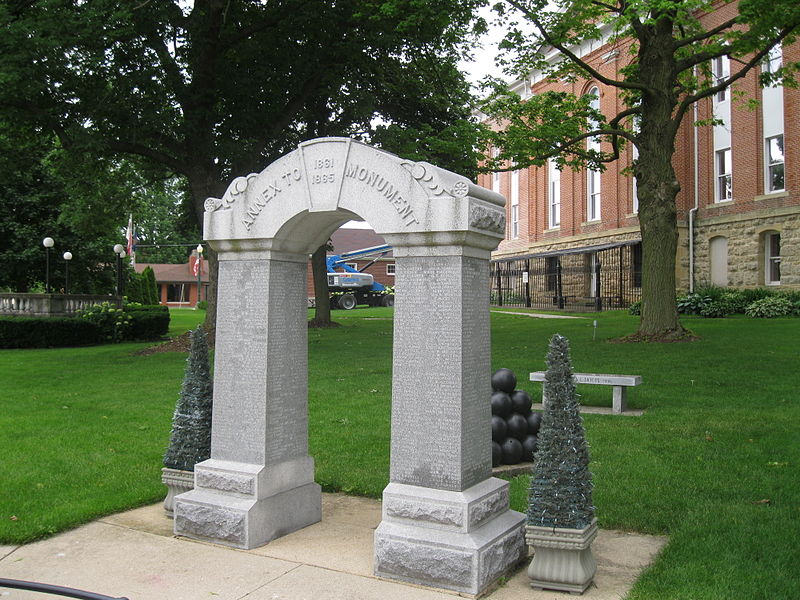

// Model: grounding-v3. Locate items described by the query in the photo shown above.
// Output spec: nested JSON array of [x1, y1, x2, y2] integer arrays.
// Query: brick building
[[480, 6, 799, 310]]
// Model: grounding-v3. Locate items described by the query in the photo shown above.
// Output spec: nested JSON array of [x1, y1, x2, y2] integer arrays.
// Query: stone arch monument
[[174, 138, 525, 595]]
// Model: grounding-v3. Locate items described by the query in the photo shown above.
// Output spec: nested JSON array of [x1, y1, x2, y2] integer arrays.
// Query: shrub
[[694, 283, 728, 301], [78, 302, 132, 342], [700, 299, 733, 318], [719, 291, 748, 314], [628, 300, 641, 315], [744, 296, 793, 318], [123, 304, 170, 340], [0, 317, 103, 348], [677, 292, 711, 315], [196, 300, 208, 310], [739, 287, 775, 306]]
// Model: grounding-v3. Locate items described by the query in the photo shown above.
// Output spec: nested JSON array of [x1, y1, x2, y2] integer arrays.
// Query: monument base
[[173, 458, 322, 549], [374, 478, 526, 595]]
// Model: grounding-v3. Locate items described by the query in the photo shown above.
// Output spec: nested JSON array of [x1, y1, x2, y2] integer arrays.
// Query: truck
[[326, 244, 394, 309]]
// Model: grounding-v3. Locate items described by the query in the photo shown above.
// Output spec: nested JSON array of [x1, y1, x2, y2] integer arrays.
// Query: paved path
[[490, 310, 585, 319], [0, 493, 666, 600]]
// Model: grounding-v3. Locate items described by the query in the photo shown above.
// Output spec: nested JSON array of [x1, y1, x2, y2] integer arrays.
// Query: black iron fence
[[490, 242, 642, 312]]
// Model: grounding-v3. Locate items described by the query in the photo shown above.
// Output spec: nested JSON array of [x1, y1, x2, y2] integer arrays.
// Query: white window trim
[[765, 232, 781, 286], [386, 263, 396, 276], [510, 170, 520, 238], [715, 147, 732, 203], [587, 87, 601, 221], [713, 56, 730, 103], [548, 159, 561, 229], [765, 134, 785, 194]]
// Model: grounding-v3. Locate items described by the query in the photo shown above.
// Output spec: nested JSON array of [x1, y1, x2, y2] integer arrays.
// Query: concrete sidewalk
[[0, 493, 666, 600]]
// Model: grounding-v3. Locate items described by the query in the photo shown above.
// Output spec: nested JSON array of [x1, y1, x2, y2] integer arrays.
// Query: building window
[[586, 87, 601, 221], [763, 45, 782, 76], [765, 135, 785, 192], [712, 56, 730, 103], [715, 148, 732, 202], [765, 232, 781, 285], [548, 159, 560, 228], [709, 236, 729, 287], [166, 284, 187, 303], [631, 243, 643, 288], [386, 263, 395, 276], [545, 256, 559, 292], [511, 170, 520, 238], [588, 169, 601, 220]]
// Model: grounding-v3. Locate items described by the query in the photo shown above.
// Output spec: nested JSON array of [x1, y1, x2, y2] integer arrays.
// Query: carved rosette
[[204, 173, 259, 212], [402, 160, 470, 198]]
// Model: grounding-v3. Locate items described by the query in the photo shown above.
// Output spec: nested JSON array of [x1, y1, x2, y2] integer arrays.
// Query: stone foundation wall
[[692, 206, 800, 289]]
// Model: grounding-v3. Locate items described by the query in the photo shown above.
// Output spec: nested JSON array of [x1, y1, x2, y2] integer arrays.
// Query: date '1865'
[[312, 157, 335, 185]]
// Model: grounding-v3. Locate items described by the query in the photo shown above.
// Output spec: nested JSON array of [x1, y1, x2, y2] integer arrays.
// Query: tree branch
[[674, 30, 793, 124], [105, 139, 188, 175], [504, 0, 648, 92], [673, 16, 739, 49]]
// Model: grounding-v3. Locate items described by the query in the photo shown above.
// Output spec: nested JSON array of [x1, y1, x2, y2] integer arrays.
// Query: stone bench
[[529, 372, 642, 414]]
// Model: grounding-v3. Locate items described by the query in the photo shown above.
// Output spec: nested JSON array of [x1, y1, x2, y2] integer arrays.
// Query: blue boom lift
[[325, 244, 394, 309]]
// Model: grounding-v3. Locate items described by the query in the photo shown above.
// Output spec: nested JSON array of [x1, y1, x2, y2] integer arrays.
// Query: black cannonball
[[522, 434, 539, 462], [511, 389, 533, 414], [501, 437, 523, 465], [506, 413, 528, 441], [490, 391, 513, 418], [491, 415, 508, 443], [491, 368, 517, 393], [491, 441, 502, 467], [527, 411, 542, 436]]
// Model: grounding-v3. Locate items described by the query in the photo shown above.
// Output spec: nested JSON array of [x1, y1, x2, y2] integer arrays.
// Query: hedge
[[0, 317, 103, 349]]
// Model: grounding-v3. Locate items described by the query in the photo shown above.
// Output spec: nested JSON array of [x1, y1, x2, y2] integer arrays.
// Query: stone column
[[373, 239, 526, 596], [174, 250, 321, 549]]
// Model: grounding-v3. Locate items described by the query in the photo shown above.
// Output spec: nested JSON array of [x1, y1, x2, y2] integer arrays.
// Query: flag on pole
[[126, 214, 136, 266], [193, 251, 202, 277]]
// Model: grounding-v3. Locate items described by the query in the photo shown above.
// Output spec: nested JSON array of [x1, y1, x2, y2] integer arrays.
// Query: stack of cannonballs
[[491, 368, 542, 467]]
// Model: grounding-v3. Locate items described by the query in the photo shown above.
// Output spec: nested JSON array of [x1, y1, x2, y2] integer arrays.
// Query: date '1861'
[[312, 157, 335, 185]]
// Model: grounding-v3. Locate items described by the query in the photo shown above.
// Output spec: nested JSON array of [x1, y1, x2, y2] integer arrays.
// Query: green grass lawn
[[1, 307, 798, 598]]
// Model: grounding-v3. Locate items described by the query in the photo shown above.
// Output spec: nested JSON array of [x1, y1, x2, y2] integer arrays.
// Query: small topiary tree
[[163, 326, 213, 471], [528, 333, 594, 530], [142, 266, 159, 305]]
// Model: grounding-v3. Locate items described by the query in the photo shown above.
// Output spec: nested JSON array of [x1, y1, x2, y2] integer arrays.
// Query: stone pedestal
[[526, 519, 598, 594], [173, 254, 322, 549], [373, 245, 526, 595], [374, 479, 526, 595], [174, 458, 321, 549]]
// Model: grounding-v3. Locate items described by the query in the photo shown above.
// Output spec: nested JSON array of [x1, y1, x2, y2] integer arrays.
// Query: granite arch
[[174, 137, 525, 595]]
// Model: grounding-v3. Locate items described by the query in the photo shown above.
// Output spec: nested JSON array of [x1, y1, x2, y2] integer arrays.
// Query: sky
[[344, 7, 506, 230]]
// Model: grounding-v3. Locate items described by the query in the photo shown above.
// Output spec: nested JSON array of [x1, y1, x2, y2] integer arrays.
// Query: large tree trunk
[[635, 125, 686, 338], [309, 243, 334, 327], [187, 170, 226, 332]]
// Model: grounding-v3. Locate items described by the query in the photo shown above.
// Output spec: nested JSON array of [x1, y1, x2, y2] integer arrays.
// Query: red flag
[[126, 215, 135, 256], [193, 253, 202, 277]]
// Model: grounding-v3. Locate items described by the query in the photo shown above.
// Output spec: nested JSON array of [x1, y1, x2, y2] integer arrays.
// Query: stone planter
[[161, 467, 194, 518], [526, 518, 598, 594]]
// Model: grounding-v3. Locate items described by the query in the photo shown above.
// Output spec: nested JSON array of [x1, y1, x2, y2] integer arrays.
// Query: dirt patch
[[135, 318, 340, 354], [135, 328, 216, 355]]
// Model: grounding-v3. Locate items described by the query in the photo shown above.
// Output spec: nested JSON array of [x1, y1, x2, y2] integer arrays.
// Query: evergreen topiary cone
[[526, 333, 596, 594], [162, 326, 213, 516]]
